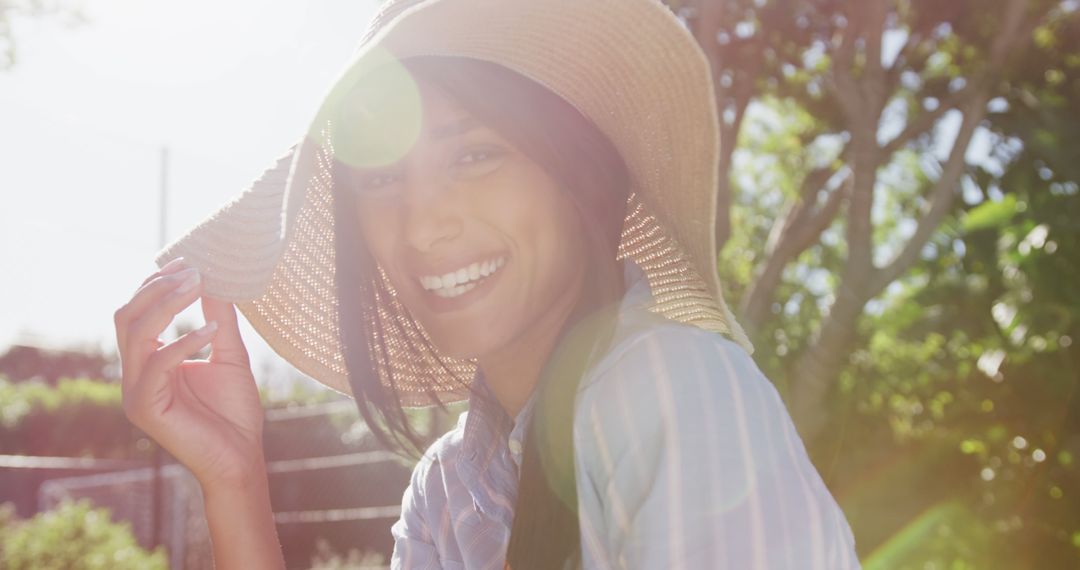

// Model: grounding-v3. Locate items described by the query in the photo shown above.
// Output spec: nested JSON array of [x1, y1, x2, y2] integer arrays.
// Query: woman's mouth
[[418, 255, 507, 299]]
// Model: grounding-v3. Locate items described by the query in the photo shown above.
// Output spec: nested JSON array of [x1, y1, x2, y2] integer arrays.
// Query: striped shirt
[[390, 259, 861, 569]]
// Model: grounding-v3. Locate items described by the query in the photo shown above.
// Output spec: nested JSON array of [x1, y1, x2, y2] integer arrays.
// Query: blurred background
[[0, 0, 1078, 568]]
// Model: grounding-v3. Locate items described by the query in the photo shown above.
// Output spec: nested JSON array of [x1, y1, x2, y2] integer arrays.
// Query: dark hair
[[330, 56, 631, 568]]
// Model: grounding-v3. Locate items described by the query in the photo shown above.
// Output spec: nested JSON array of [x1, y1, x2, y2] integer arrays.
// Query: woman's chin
[[428, 337, 488, 361]]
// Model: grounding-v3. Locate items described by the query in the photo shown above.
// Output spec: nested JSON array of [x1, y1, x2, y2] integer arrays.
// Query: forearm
[[201, 468, 285, 570]]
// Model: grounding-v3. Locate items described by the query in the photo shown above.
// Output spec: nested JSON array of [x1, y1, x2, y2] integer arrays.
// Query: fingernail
[[195, 321, 218, 336], [161, 257, 187, 272], [175, 268, 201, 293]]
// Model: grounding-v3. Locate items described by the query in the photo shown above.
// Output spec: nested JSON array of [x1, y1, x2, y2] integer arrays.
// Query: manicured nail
[[175, 268, 201, 293], [194, 321, 218, 336], [161, 257, 187, 272]]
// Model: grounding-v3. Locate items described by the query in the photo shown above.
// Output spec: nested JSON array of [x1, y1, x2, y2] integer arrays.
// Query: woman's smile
[[414, 254, 509, 312], [416, 254, 506, 297]]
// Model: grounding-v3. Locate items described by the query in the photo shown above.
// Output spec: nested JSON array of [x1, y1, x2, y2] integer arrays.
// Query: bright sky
[[0, 0, 376, 388]]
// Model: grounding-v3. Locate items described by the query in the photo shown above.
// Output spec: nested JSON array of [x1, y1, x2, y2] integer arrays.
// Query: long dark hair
[[330, 56, 631, 568]]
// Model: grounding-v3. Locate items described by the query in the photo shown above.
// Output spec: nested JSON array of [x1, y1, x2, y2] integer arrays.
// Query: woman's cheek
[[354, 202, 399, 266]]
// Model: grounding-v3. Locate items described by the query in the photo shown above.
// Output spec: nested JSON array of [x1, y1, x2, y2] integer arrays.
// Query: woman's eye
[[458, 150, 491, 164], [453, 148, 504, 175], [355, 171, 400, 193]]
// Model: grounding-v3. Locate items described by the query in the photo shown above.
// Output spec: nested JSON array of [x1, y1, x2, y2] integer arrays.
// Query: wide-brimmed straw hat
[[153, 0, 753, 407]]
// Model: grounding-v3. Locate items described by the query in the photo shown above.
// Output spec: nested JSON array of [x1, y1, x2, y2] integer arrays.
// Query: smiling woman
[[336, 57, 612, 366], [329, 57, 632, 567], [114, 0, 861, 568]]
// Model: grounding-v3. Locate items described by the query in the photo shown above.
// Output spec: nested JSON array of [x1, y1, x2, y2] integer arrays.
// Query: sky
[[0, 0, 377, 389]]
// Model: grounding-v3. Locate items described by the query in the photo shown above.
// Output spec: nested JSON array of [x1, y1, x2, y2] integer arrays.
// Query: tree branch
[[870, 96, 985, 293], [716, 95, 751, 248], [764, 167, 837, 253], [828, 8, 864, 125], [860, 0, 890, 115], [844, 131, 879, 277], [880, 86, 972, 156], [692, 0, 723, 46], [796, 171, 851, 247], [740, 168, 849, 334]]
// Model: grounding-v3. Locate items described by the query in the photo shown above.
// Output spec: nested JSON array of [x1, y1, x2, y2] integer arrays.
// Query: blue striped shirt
[[390, 259, 861, 569]]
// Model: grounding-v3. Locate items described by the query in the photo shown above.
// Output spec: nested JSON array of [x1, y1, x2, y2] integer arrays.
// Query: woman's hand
[[114, 257, 266, 490]]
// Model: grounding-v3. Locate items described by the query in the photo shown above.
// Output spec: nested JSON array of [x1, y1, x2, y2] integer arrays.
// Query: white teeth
[[432, 281, 479, 298], [420, 256, 506, 294]]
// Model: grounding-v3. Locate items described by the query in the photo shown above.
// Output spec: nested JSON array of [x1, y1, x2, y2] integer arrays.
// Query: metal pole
[[151, 145, 169, 549]]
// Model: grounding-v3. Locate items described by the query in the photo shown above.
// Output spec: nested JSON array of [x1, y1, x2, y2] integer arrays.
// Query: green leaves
[[961, 195, 1018, 233], [683, 0, 1080, 565], [0, 378, 137, 459], [0, 500, 167, 570]]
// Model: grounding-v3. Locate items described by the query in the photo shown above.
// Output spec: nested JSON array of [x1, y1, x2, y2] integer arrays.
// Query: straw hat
[[153, 0, 753, 407]]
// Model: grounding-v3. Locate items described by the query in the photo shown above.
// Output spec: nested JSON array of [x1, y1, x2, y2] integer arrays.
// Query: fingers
[[124, 322, 218, 426], [201, 296, 252, 369], [117, 267, 204, 387], [139, 256, 189, 290], [115, 258, 191, 351]]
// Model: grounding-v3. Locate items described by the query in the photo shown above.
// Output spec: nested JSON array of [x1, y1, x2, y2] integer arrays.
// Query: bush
[[0, 377, 141, 458], [309, 538, 386, 569], [0, 499, 166, 570], [0, 502, 16, 535]]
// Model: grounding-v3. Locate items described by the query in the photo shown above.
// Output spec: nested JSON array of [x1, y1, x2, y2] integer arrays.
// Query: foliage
[[0, 499, 167, 570], [0, 344, 114, 384], [308, 538, 387, 570], [0, 376, 142, 458], [0, 502, 16, 535], [260, 377, 463, 465], [668, 0, 1080, 567]]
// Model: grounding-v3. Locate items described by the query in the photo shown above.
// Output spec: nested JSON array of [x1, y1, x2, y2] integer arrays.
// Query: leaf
[[962, 195, 1018, 233]]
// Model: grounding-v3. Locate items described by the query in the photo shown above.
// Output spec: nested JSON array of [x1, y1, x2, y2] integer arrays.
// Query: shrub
[[0, 499, 167, 570], [309, 537, 386, 569], [0, 377, 140, 458]]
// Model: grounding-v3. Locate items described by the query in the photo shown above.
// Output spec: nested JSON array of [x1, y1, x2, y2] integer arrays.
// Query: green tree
[[667, 0, 1074, 446], [662, 0, 1080, 566]]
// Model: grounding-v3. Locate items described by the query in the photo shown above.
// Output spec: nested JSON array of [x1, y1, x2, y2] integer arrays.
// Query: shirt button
[[508, 438, 523, 455]]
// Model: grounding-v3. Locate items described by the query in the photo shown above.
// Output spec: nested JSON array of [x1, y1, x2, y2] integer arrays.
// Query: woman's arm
[[202, 467, 284, 570], [575, 324, 860, 569]]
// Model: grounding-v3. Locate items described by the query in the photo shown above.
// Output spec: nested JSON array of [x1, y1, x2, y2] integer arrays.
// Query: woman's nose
[[400, 180, 463, 253]]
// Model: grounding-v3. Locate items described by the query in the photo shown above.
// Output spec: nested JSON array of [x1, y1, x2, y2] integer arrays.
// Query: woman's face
[[344, 77, 588, 360]]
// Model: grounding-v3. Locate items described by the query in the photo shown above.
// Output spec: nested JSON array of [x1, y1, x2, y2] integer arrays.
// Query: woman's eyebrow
[[430, 116, 480, 140]]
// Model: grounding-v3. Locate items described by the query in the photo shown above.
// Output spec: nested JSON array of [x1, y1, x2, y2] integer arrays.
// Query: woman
[[114, 0, 861, 568]]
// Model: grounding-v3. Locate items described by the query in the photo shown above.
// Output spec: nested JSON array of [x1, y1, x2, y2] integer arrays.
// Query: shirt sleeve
[[574, 324, 861, 569], [390, 451, 443, 570]]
